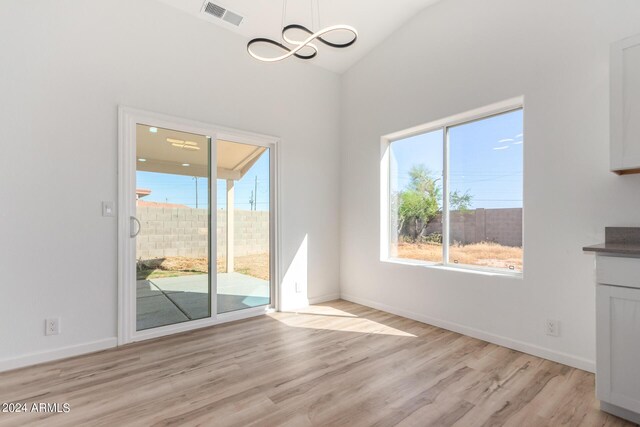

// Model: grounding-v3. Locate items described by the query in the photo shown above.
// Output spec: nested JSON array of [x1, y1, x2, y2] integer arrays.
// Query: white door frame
[[118, 106, 280, 345]]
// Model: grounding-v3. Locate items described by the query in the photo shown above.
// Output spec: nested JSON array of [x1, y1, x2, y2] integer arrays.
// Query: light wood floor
[[0, 300, 634, 427]]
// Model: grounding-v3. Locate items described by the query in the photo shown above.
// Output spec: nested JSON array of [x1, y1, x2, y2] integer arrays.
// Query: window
[[384, 100, 523, 274]]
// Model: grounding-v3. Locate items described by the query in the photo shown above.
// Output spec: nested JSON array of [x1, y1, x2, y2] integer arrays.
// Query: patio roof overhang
[[135, 125, 266, 181]]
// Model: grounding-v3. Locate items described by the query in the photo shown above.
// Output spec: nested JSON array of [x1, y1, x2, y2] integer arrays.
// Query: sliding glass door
[[121, 111, 276, 340], [216, 140, 271, 313], [134, 124, 211, 331]]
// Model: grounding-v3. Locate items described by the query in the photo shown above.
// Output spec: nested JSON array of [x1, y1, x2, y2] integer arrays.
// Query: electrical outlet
[[45, 318, 60, 336], [545, 319, 559, 337]]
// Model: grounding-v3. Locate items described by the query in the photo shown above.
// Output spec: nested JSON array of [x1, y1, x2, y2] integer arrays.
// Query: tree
[[397, 165, 441, 240], [396, 165, 473, 241], [450, 190, 472, 212]]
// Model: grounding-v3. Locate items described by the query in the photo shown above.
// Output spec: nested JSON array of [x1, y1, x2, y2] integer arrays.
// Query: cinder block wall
[[135, 206, 269, 260], [423, 208, 522, 247], [483, 208, 522, 247]]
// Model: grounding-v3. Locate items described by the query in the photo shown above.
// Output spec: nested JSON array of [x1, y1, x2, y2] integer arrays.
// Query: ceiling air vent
[[222, 10, 243, 26], [204, 2, 225, 18], [202, 2, 244, 27]]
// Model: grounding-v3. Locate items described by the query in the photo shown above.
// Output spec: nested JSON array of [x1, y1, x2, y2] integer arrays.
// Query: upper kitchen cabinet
[[611, 34, 640, 174]]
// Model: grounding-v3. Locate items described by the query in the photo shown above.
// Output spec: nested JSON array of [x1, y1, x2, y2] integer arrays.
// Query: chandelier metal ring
[[247, 37, 318, 61], [281, 24, 357, 49]]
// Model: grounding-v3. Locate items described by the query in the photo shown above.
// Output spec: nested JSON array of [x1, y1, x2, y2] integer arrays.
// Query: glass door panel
[[216, 140, 271, 313], [134, 124, 211, 330]]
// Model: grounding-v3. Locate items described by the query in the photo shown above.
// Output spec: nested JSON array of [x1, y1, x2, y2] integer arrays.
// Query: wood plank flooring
[[0, 300, 634, 427]]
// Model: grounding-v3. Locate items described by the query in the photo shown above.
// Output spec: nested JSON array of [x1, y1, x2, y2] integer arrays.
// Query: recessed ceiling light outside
[[138, 158, 147, 162], [182, 163, 190, 167], [167, 138, 201, 151], [149, 127, 158, 133]]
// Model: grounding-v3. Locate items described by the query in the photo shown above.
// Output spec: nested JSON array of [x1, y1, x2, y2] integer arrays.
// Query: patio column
[[226, 179, 235, 273]]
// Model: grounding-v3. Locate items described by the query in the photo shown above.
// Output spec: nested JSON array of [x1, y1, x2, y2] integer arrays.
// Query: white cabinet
[[611, 34, 640, 174], [596, 284, 640, 411], [595, 255, 640, 424]]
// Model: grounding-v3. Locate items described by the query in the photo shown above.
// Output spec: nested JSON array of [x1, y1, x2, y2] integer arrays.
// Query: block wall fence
[[135, 206, 269, 260], [423, 207, 522, 247]]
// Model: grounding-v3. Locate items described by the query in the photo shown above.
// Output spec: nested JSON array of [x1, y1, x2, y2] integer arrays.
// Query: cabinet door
[[596, 284, 640, 412], [611, 34, 640, 172]]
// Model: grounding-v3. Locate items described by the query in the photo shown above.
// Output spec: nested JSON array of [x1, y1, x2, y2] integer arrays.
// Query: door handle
[[130, 216, 141, 238]]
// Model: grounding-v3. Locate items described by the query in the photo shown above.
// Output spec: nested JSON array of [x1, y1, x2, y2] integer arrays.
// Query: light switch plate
[[102, 201, 115, 217]]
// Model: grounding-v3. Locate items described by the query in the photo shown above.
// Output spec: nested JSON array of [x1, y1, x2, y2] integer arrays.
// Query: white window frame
[[380, 97, 524, 277]]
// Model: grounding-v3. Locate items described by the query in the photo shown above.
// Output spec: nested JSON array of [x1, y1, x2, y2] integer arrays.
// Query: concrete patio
[[136, 272, 270, 330]]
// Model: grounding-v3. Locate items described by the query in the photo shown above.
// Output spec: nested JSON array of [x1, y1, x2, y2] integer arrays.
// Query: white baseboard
[[308, 293, 341, 305], [1, 296, 595, 374], [0, 338, 118, 373], [340, 293, 595, 373]]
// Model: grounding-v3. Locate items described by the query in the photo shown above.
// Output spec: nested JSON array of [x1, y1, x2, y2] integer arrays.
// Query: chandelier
[[247, 0, 358, 62]]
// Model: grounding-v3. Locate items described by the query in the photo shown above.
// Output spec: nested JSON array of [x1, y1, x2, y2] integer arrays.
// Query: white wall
[[0, 0, 341, 368], [3, 0, 639, 374], [340, 0, 640, 371]]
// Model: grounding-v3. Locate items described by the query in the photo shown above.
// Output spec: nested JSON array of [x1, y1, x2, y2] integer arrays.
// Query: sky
[[136, 149, 270, 211], [390, 109, 523, 209]]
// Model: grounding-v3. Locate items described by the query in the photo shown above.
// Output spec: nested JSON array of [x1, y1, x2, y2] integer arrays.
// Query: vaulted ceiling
[[156, 0, 442, 73]]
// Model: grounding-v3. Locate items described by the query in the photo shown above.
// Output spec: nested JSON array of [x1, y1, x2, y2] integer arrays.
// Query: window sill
[[383, 257, 524, 279]]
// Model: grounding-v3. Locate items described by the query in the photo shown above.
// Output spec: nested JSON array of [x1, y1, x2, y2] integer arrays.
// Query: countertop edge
[[583, 243, 640, 255]]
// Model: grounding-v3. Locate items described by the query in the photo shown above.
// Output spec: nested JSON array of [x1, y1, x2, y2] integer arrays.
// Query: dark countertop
[[583, 227, 640, 255], [583, 242, 640, 255]]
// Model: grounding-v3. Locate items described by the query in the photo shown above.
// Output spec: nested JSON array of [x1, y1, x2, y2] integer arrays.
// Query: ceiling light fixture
[[167, 138, 201, 151], [149, 127, 158, 133], [247, 0, 357, 62], [182, 163, 190, 167], [138, 158, 147, 162]]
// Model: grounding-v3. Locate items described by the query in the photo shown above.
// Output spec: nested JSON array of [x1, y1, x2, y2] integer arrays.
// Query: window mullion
[[442, 126, 450, 266]]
